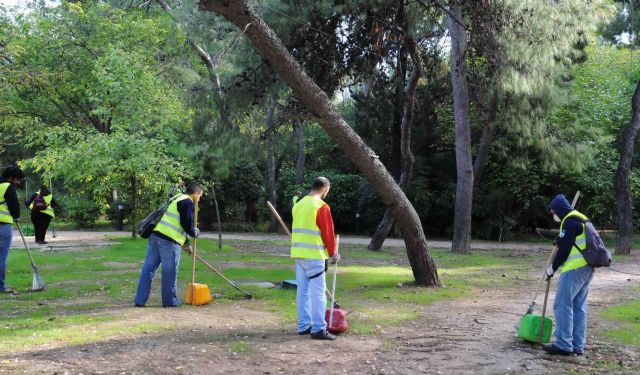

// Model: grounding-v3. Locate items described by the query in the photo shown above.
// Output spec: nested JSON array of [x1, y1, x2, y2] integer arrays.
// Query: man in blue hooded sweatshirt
[[543, 194, 595, 356]]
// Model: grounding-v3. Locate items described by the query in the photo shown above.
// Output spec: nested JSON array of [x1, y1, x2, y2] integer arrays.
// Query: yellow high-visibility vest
[[290, 196, 328, 260], [29, 191, 55, 218], [153, 194, 191, 245], [0, 182, 12, 224], [559, 210, 589, 273]]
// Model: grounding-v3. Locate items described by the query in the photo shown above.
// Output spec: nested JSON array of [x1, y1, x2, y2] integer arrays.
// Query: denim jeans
[[553, 265, 594, 352], [134, 234, 181, 307], [295, 259, 327, 333], [0, 224, 12, 291]]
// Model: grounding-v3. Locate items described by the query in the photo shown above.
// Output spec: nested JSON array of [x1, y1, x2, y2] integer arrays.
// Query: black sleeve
[[177, 198, 197, 238], [25, 193, 37, 207], [4, 185, 21, 219], [552, 218, 583, 271]]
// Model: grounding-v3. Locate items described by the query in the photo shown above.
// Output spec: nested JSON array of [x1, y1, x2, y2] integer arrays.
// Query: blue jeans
[[0, 224, 12, 291], [553, 265, 594, 352], [134, 234, 181, 307], [295, 259, 327, 333]]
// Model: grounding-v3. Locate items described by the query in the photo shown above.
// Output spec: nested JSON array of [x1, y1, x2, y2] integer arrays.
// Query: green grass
[[1, 236, 545, 352], [601, 297, 640, 347]]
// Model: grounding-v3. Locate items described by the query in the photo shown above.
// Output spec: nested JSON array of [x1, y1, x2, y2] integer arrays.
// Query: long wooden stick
[[266, 201, 291, 236], [183, 247, 253, 298], [190, 199, 198, 302]]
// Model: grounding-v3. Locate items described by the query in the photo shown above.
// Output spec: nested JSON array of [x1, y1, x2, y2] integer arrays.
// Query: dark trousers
[[31, 211, 52, 242]]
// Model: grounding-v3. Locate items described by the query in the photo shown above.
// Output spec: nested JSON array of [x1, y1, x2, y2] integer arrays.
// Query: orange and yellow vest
[[290, 196, 329, 260]]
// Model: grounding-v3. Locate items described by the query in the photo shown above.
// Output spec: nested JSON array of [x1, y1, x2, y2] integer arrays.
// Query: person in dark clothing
[[0, 166, 25, 293], [25, 186, 56, 244], [543, 194, 594, 356], [134, 182, 202, 307]]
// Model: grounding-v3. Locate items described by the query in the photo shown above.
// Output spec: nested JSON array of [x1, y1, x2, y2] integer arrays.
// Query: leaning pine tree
[[198, 0, 440, 287]]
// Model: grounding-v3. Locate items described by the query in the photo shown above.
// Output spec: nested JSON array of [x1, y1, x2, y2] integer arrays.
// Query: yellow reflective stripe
[[164, 211, 180, 221], [292, 228, 321, 236], [566, 253, 584, 262], [291, 242, 325, 250]]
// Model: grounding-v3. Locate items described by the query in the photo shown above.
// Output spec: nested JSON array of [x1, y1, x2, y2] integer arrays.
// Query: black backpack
[[573, 217, 612, 268], [136, 194, 181, 239]]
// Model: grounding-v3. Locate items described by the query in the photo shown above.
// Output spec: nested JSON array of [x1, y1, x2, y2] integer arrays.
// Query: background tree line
[[1, 0, 639, 259]]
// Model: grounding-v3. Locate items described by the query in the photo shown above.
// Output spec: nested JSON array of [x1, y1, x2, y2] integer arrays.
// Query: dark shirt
[[154, 195, 197, 244], [0, 177, 20, 220], [25, 193, 57, 208]]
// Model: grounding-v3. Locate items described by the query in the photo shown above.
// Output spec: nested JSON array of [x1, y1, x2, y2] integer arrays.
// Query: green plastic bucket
[[518, 314, 552, 343]]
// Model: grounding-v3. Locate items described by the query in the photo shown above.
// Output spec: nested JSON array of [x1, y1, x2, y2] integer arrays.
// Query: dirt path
[[3, 232, 639, 374], [10, 229, 553, 251]]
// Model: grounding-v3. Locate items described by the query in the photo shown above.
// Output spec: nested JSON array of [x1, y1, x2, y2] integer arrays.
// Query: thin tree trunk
[[265, 94, 278, 232], [130, 175, 137, 238], [211, 183, 223, 250], [294, 120, 305, 185], [614, 81, 640, 255], [155, 0, 231, 129], [448, 3, 473, 254], [390, 1, 407, 179], [473, 91, 498, 184], [368, 36, 421, 251], [199, 0, 440, 286]]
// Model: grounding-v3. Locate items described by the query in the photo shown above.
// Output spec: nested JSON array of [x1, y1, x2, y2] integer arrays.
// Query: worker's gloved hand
[[545, 265, 555, 280], [330, 252, 340, 264], [183, 243, 193, 255], [193, 228, 200, 238]]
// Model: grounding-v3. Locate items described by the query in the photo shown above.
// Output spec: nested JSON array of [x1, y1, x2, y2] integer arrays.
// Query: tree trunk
[[448, 4, 473, 254], [368, 36, 421, 251], [199, 0, 440, 286], [390, 1, 407, 179], [614, 81, 640, 255], [211, 183, 223, 250], [265, 94, 278, 232], [294, 120, 305, 185], [155, 0, 231, 129], [130, 175, 137, 238], [473, 90, 498, 185]]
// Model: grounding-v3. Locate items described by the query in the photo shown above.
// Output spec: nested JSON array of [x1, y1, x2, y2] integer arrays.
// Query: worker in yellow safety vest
[[134, 182, 203, 307], [0, 166, 25, 293], [543, 194, 594, 356], [291, 177, 339, 340], [25, 185, 56, 244]]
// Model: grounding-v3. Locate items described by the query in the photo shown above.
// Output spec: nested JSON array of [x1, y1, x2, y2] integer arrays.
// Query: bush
[[277, 168, 367, 233], [59, 196, 104, 227]]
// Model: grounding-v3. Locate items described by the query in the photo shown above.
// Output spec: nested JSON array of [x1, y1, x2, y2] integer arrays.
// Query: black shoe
[[573, 351, 583, 356], [298, 327, 311, 335], [311, 330, 336, 340], [134, 303, 145, 307], [542, 344, 572, 356]]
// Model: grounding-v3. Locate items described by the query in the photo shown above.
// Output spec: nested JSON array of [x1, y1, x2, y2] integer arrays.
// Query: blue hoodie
[[548, 194, 584, 271]]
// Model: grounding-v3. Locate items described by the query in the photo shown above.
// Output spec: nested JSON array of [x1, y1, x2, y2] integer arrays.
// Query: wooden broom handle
[[267, 201, 291, 237]]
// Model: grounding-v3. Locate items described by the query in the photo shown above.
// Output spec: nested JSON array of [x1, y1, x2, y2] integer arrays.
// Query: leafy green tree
[[1, 3, 192, 232]]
